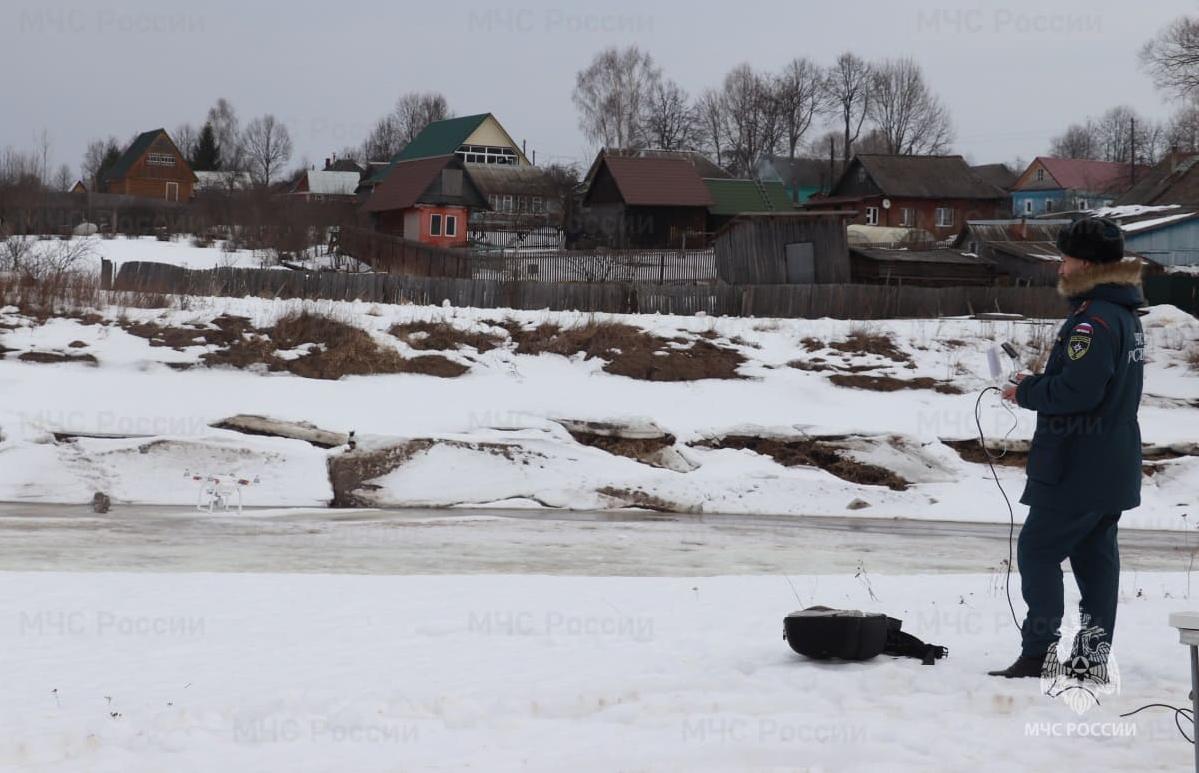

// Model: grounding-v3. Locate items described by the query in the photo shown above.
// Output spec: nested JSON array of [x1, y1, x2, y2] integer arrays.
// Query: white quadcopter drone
[[184, 470, 261, 514]]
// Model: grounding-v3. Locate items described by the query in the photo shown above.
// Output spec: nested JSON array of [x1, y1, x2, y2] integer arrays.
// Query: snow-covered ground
[[1, 294, 1197, 527], [2, 569, 1196, 772], [17, 235, 267, 270]]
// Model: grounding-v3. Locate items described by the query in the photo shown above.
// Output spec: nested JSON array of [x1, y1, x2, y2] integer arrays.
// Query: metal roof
[[299, 170, 360, 196], [364, 155, 457, 213], [850, 246, 996, 266], [704, 178, 793, 215]]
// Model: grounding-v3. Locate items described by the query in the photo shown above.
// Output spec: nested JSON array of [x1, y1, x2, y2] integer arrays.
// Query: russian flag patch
[[1073, 322, 1093, 335]]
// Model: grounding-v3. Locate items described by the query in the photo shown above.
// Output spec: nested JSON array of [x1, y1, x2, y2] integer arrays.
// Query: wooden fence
[[112, 261, 1067, 319], [339, 226, 717, 284]]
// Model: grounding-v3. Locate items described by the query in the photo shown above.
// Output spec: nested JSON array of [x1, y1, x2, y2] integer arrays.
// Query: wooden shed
[[849, 246, 999, 286], [714, 211, 854, 285]]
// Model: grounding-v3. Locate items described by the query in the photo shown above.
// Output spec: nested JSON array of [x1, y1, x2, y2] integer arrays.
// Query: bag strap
[[884, 618, 949, 665]]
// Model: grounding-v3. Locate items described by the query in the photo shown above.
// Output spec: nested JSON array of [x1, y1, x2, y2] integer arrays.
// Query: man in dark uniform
[[988, 217, 1146, 679]]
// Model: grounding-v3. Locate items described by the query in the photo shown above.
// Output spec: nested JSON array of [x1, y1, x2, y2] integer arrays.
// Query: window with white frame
[[1035, 168, 1045, 182], [1077, 198, 1089, 210], [445, 215, 457, 237], [1023, 199, 1034, 215], [935, 207, 954, 227], [865, 206, 879, 225], [429, 213, 443, 236], [899, 207, 914, 227], [456, 144, 518, 165], [531, 196, 545, 213], [147, 153, 176, 167]]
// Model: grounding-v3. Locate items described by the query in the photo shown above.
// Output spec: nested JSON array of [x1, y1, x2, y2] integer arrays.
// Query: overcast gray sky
[[2, 0, 1195, 176]]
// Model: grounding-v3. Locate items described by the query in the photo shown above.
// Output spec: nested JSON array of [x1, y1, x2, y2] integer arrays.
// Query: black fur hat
[[1056, 217, 1125, 263]]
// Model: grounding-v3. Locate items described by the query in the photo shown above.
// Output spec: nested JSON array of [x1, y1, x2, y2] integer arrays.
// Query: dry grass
[[828, 331, 911, 363], [389, 320, 504, 353], [1187, 342, 1199, 372], [17, 351, 98, 365], [502, 320, 746, 382], [828, 374, 963, 394]]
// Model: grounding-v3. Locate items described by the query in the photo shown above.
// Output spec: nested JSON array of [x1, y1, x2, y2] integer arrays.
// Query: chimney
[[324, 157, 331, 170]]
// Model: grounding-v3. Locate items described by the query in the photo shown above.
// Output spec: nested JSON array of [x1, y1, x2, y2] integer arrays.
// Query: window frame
[[935, 207, 954, 228], [444, 214, 457, 237], [429, 213, 443, 237], [865, 206, 879, 225]]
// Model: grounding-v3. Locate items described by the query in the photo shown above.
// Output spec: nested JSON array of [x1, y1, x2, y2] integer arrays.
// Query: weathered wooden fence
[[112, 261, 1067, 319], [340, 226, 717, 284]]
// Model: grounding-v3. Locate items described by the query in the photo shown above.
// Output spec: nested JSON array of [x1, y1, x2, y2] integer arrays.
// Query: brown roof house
[[804, 155, 1009, 240], [100, 128, 197, 201], [363, 155, 488, 247], [580, 151, 715, 248], [1115, 151, 1199, 207]]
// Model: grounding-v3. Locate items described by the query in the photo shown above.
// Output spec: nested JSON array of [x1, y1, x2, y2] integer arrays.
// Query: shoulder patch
[[1068, 334, 1092, 361], [1073, 322, 1093, 335]]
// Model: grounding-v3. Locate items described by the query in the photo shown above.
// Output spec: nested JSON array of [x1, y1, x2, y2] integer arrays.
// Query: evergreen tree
[[192, 122, 221, 171], [96, 143, 122, 182]]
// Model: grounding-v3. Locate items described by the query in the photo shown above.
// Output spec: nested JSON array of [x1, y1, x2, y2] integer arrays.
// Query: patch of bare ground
[[942, 439, 1027, 468], [828, 374, 963, 394], [828, 332, 911, 363], [193, 312, 469, 380], [502, 320, 745, 381], [389, 321, 505, 353], [67, 340, 88, 348], [568, 432, 675, 463], [699, 435, 909, 490], [596, 486, 686, 512], [0, 344, 14, 359], [800, 337, 824, 352], [1187, 343, 1199, 372], [17, 351, 98, 365]]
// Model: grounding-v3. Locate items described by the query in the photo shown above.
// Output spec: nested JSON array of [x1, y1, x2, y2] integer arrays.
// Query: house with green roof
[[100, 128, 197, 201], [703, 177, 795, 232], [365, 113, 564, 237]]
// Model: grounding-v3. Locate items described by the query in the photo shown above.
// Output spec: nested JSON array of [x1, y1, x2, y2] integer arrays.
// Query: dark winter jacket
[[1015, 259, 1146, 513]]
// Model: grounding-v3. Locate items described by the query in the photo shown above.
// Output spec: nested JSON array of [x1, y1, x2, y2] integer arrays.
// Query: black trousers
[[1017, 507, 1121, 659]]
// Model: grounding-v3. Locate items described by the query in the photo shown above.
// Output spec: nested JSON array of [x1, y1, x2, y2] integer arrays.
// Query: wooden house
[[363, 155, 488, 247], [953, 220, 1071, 286], [581, 152, 714, 248], [1010, 157, 1144, 217], [804, 155, 1008, 240], [100, 128, 197, 201], [714, 211, 854, 285], [289, 170, 361, 201], [849, 246, 999, 287]]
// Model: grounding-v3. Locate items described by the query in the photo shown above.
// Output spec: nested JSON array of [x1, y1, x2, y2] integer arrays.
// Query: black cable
[[974, 386, 1021, 633], [1119, 703, 1195, 744]]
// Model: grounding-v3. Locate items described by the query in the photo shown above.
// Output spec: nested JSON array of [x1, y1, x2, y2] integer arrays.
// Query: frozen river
[[0, 502, 1191, 575]]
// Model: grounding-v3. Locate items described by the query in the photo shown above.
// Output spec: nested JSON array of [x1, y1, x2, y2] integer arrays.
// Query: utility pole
[[1130, 116, 1137, 186], [828, 135, 835, 195]]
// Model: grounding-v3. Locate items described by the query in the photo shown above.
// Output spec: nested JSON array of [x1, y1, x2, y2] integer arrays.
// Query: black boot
[[987, 655, 1045, 678]]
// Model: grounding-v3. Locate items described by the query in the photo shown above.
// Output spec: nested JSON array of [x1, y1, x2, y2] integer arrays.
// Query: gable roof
[[364, 155, 486, 213], [584, 155, 713, 207], [1115, 153, 1199, 206], [845, 155, 1007, 199], [634, 149, 731, 179], [704, 178, 793, 215], [297, 170, 361, 196], [1018, 157, 1141, 194], [396, 114, 491, 162], [970, 163, 1017, 191], [759, 155, 832, 189], [103, 128, 194, 183]]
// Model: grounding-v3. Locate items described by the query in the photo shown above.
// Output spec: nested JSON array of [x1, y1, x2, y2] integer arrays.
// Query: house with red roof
[[363, 155, 488, 247], [1011, 157, 1145, 217], [580, 151, 715, 248]]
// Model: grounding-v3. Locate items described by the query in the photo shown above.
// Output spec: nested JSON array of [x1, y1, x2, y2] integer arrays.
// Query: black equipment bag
[[784, 606, 949, 666]]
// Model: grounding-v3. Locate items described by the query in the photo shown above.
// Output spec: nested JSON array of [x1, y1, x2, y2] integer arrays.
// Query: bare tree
[[776, 57, 825, 159], [53, 163, 72, 191], [361, 115, 402, 162], [393, 92, 451, 144], [206, 98, 243, 171], [81, 137, 121, 187], [174, 123, 199, 162], [573, 45, 661, 149], [1049, 122, 1099, 158], [241, 115, 293, 186], [1141, 16, 1199, 97], [695, 88, 727, 168], [825, 53, 872, 167], [640, 79, 699, 151], [34, 129, 51, 186], [1166, 98, 1199, 151], [718, 63, 784, 175], [866, 58, 954, 155]]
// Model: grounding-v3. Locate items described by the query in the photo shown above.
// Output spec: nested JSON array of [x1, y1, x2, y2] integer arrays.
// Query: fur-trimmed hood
[[1057, 258, 1143, 300]]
